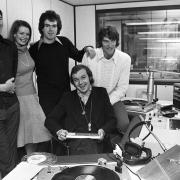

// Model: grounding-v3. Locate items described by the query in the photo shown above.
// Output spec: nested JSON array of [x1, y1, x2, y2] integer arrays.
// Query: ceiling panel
[[61, 0, 154, 6]]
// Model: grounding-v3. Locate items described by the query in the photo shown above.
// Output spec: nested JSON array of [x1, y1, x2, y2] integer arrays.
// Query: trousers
[[113, 100, 130, 133], [0, 102, 20, 177]]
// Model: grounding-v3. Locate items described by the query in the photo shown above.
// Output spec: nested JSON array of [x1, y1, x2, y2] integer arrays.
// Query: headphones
[[122, 121, 153, 165]]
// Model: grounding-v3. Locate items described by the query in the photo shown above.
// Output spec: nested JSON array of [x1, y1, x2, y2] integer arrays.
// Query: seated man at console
[[45, 65, 116, 155]]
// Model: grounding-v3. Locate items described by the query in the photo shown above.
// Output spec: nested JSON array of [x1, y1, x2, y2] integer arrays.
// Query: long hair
[[38, 10, 62, 36], [98, 26, 119, 47], [9, 20, 32, 43], [70, 65, 94, 86]]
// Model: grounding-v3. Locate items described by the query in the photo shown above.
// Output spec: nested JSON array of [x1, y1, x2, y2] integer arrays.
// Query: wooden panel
[[31, 0, 51, 42], [76, 6, 96, 49], [51, 0, 74, 42], [6, 0, 33, 38], [0, 0, 8, 37]]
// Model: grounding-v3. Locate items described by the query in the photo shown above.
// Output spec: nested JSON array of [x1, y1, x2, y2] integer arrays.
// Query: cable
[[107, 154, 142, 180], [138, 115, 167, 152], [145, 124, 167, 152], [123, 163, 142, 180]]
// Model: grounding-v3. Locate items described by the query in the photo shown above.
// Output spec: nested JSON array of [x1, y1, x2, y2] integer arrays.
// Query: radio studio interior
[[1, 0, 180, 180]]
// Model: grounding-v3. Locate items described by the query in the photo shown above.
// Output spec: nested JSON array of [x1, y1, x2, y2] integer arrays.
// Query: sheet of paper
[[3, 162, 45, 180]]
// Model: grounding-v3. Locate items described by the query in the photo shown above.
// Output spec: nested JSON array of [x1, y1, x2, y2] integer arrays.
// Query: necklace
[[20, 52, 30, 67], [79, 95, 92, 132]]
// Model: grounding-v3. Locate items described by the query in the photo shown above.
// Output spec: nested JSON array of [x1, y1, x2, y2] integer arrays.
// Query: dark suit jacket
[[45, 87, 116, 138]]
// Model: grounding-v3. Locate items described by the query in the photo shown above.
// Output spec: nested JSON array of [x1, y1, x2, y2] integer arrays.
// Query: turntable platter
[[52, 165, 120, 180]]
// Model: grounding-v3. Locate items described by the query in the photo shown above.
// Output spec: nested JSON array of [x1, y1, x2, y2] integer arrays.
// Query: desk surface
[[3, 153, 134, 180]]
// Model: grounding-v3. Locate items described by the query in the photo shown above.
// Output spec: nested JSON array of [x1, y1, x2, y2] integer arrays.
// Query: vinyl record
[[51, 165, 120, 180]]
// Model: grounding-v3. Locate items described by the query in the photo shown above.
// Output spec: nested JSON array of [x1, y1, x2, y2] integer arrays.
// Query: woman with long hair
[[9, 20, 51, 155]]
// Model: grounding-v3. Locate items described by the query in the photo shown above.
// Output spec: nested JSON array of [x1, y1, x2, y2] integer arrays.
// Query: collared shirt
[[77, 86, 92, 104], [82, 48, 131, 105]]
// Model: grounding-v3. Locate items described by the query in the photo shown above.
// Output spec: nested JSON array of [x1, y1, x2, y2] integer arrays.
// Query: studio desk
[[3, 153, 134, 180]]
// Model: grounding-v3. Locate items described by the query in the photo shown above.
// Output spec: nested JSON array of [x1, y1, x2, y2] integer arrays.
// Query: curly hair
[[9, 20, 32, 44], [38, 10, 62, 36], [70, 64, 94, 86], [98, 26, 119, 47]]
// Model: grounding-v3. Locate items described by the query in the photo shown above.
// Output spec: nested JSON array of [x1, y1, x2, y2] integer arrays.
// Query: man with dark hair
[[29, 10, 94, 153], [45, 64, 116, 155], [29, 10, 94, 117], [0, 10, 20, 178], [82, 26, 131, 135]]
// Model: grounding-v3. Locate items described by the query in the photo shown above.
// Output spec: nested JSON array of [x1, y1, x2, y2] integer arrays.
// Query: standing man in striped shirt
[[82, 26, 131, 136]]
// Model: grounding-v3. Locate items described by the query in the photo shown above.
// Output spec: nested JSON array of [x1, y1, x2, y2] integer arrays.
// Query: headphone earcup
[[124, 142, 142, 158], [123, 145, 152, 165]]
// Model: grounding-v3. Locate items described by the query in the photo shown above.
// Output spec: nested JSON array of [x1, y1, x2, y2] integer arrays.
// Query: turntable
[[37, 164, 121, 180], [35, 153, 125, 180], [52, 165, 120, 180], [122, 98, 158, 121], [122, 98, 155, 113]]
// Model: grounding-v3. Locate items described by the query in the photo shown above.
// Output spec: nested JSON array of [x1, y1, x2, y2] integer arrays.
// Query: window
[[96, 6, 180, 80]]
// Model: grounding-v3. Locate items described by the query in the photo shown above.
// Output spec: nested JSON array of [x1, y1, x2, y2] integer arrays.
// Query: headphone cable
[[107, 154, 142, 180], [123, 163, 142, 180], [144, 123, 167, 152], [138, 115, 167, 152]]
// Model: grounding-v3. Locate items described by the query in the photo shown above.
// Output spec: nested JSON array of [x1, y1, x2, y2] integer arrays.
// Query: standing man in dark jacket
[[29, 10, 94, 152], [0, 10, 19, 178]]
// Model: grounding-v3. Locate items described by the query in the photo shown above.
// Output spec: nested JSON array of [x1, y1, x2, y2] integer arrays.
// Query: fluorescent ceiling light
[[148, 57, 162, 58], [145, 47, 177, 50], [161, 58, 177, 61], [138, 31, 180, 35], [139, 37, 180, 42], [139, 38, 164, 40], [148, 57, 178, 61], [157, 39, 180, 43], [126, 21, 180, 26]]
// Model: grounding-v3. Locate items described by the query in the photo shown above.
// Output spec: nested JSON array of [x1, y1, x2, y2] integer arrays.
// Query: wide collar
[[77, 85, 92, 104], [38, 37, 63, 50], [97, 48, 118, 65]]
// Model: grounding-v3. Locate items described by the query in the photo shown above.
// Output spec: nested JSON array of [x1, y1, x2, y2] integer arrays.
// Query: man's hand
[[98, 129, 105, 140], [0, 78, 15, 93], [56, 129, 68, 141], [85, 47, 96, 59]]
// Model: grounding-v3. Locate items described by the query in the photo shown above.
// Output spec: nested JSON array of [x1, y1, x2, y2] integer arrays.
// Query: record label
[[51, 165, 120, 180]]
